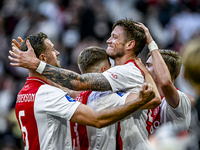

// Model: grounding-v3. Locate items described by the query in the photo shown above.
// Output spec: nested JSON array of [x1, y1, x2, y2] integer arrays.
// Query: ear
[[38, 54, 46, 62], [126, 40, 135, 51], [101, 67, 106, 73]]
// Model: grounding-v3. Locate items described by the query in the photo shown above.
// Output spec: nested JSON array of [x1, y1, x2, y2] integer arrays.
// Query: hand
[[135, 22, 153, 45], [12, 37, 23, 49], [8, 40, 39, 70], [139, 83, 155, 103], [135, 58, 150, 75]]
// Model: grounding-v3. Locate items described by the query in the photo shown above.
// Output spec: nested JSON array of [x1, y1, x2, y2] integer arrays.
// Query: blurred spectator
[[182, 36, 200, 150], [149, 35, 200, 150], [165, 4, 200, 52], [1, 0, 200, 149]]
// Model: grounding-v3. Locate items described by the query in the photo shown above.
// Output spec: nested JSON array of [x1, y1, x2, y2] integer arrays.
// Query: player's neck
[[28, 70, 50, 84], [114, 55, 136, 66]]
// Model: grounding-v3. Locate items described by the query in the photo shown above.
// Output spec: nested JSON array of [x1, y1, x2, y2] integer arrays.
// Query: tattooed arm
[[9, 40, 111, 91], [43, 64, 111, 91]]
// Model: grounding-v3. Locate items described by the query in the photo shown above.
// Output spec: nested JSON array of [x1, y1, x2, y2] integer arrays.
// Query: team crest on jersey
[[65, 94, 76, 102], [76, 96, 83, 102], [153, 107, 159, 116]]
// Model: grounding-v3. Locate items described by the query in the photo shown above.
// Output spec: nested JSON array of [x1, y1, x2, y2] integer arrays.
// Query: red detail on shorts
[[116, 123, 123, 150]]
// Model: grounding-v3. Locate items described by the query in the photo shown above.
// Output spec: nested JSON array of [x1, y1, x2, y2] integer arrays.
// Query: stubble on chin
[[57, 63, 61, 68], [54, 61, 61, 68]]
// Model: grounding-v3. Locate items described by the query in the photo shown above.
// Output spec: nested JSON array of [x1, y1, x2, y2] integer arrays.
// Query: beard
[[53, 60, 61, 68], [56, 62, 61, 68], [107, 50, 125, 59]]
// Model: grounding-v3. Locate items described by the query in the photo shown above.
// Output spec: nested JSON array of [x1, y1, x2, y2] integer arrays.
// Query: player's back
[[86, 91, 129, 150], [15, 77, 79, 150], [15, 77, 46, 150]]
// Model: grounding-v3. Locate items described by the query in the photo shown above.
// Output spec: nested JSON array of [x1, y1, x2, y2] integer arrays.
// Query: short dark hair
[[20, 32, 48, 58], [78, 46, 109, 73], [147, 49, 182, 80], [112, 18, 146, 56]]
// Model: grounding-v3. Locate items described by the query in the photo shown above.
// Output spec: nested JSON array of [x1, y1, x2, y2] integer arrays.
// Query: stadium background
[[0, 0, 199, 149]]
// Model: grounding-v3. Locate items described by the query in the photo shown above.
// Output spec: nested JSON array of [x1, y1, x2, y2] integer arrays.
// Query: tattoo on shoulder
[[42, 64, 111, 91]]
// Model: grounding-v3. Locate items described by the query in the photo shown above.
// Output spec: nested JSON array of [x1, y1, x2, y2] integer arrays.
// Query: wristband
[[36, 61, 46, 74], [148, 41, 158, 52]]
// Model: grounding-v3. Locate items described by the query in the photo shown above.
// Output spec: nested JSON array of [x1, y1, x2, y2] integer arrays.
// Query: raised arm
[[150, 51, 179, 107], [135, 58, 161, 109], [8, 40, 111, 91], [71, 83, 155, 128], [125, 58, 161, 109], [137, 23, 179, 108]]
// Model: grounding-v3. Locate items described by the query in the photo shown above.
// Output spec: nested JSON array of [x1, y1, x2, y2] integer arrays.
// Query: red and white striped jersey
[[71, 60, 153, 150], [70, 91, 92, 150], [147, 90, 191, 135], [15, 77, 80, 150], [70, 90, 129, 150]]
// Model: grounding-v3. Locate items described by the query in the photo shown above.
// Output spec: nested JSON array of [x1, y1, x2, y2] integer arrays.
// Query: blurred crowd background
[[0, 0, 200, 149]]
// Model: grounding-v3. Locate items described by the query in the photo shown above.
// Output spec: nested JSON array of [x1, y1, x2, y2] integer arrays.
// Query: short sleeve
[[160, 90, 191, 129], [102, 63, 144, 93], [38, 85, 81, 120]]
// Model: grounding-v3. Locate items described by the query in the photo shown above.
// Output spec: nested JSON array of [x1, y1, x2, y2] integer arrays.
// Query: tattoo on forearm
[[42, 64, 111, 91]]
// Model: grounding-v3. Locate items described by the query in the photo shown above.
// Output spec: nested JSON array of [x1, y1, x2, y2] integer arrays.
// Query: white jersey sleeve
[[102, 63, 144, 93], [38, 84, 81, 120], [160, 90, 191, 130], [87, 91, 128, 110], [17, 77, 81, 150]]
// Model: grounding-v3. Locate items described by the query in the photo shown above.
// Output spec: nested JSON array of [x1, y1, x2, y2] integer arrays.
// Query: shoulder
[[103, 63, 142, 76], [39, 84, 66, 94]]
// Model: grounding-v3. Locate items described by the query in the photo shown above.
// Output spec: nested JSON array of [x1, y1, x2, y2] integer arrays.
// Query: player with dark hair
[[9, 19, 162, 149], [14, 32, 155, 150]]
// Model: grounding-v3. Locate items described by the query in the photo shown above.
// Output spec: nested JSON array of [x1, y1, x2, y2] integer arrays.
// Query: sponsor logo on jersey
[[65, 94, 76, 102], [107, 71, 118, 79]]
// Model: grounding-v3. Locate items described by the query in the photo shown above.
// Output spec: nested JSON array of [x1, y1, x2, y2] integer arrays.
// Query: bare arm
[[151, 50, 179, 107], [69, 90, 82, 99], [125, 58, 161, 109], [42, 64, 111, 91], [71, 83, 155, 128], [137, 23, 179, 108], [11, 36, 77, 93], [135, 58, 161, 109], [8, 40, 111, 91]]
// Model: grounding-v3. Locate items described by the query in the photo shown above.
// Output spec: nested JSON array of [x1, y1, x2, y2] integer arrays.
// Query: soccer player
[[136, 22, 191, 133], [14, 32, 155, 150], [70, 46, 161, 149], [9, 19, 161, 149]]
